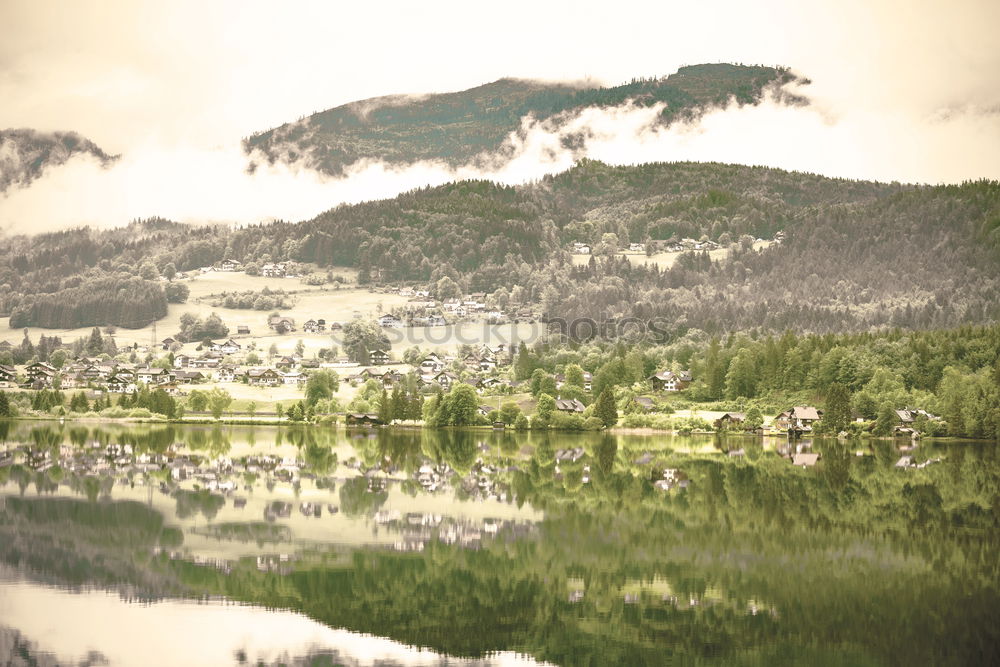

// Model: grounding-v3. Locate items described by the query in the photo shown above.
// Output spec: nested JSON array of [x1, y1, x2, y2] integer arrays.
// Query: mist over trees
[[244, 64, 798, 177]]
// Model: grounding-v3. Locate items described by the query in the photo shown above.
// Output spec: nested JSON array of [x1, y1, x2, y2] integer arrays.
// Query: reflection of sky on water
[[0, 570, 551, 666]]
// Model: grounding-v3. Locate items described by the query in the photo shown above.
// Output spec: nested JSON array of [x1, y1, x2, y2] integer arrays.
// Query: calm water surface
[[0, 420, 997, 666]]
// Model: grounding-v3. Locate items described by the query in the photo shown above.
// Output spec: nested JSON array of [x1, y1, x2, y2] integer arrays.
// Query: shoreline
[[0, 416, 993, 442]]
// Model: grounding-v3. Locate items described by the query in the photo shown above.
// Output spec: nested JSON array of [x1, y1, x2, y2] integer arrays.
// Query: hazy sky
[[1, 0, 998, 233]]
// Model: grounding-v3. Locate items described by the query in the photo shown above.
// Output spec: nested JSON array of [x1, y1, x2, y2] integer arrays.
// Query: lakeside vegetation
[[2, 321, 998, 442]]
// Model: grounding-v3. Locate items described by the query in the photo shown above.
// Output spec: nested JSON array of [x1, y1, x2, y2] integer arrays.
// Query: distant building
[[648, 370, 692, 392], [210, 339, 242, 355], [246, 368, 282, 386], [775, 406, 823, 432], [554, 398, 585, 413], [368, 349, 390, 365]]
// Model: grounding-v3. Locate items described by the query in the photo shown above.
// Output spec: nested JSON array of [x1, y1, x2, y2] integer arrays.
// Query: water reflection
[[1, 421, 998, 665]]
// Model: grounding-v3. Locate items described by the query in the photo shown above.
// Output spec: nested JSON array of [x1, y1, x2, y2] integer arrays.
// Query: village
[[0, 259, 951, 442], [0, 324, 939, 442]]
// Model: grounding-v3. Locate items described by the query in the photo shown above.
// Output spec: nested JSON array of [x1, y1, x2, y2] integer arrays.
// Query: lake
[[0, 420, 997, 666]]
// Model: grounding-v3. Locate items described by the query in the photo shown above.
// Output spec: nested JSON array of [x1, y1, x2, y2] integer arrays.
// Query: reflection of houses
[[654, 467, 690, 491], [649, 370, 692, 392], [792, 453, 819, 467]]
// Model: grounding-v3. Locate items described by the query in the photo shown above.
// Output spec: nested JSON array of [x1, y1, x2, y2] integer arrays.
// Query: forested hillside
[[244, 64, 800, 175], [0, 128, 119, 193], [1, 161, 998, 334], [549, 175, 1000, 331]]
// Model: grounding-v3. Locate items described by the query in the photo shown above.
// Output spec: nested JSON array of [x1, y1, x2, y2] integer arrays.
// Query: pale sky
[[1, 0, 999, 233]]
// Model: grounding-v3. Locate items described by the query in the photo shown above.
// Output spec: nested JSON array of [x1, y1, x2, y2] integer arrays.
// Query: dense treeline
[[0, 218, 223, 321], [513, 322, 1000, 439], [8, 276, 167, 329], [547, 174, 1000, 332], [244, 64, 796, 176]]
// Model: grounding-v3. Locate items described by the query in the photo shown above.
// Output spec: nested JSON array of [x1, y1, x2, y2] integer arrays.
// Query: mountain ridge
[[243, 64, 804, 177], [0, 128, 119, 194]]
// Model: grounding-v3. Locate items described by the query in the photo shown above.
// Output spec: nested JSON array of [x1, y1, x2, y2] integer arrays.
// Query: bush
[[99, 406, 130, 418], [583, 416, 604, 431], [676, 416, 712, 434], [551, 412, 586, 430], [530, 414, 550, 430], [128, 408, 153, 418]]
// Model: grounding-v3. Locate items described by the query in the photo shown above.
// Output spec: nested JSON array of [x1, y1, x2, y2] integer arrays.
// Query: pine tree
[[874, 403, 897, 437], [594, 388, 618, 428]]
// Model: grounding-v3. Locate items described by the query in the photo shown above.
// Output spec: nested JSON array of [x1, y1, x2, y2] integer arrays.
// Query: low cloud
[[2, 77, 999, 235]]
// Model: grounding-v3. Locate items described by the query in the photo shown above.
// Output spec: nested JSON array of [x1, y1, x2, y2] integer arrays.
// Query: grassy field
[[1, 269, 547, 358], [570, 241, 774, 270], [2, 270, 391, 348]]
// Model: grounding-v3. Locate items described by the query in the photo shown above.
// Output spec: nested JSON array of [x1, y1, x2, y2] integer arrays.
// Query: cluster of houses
[[716, 404, 941, 436], [213, 259, 294, 278], [376, 287, 536, 325], [570, 238, 724, 256], [2, 359, 180, 394], [344, 345, 514, 394]]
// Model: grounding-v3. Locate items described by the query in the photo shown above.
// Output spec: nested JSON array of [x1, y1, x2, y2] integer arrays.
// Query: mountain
[[0, 128, 119, 194], [244, 64, 803, 176], [3, 161, 997, 334]]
